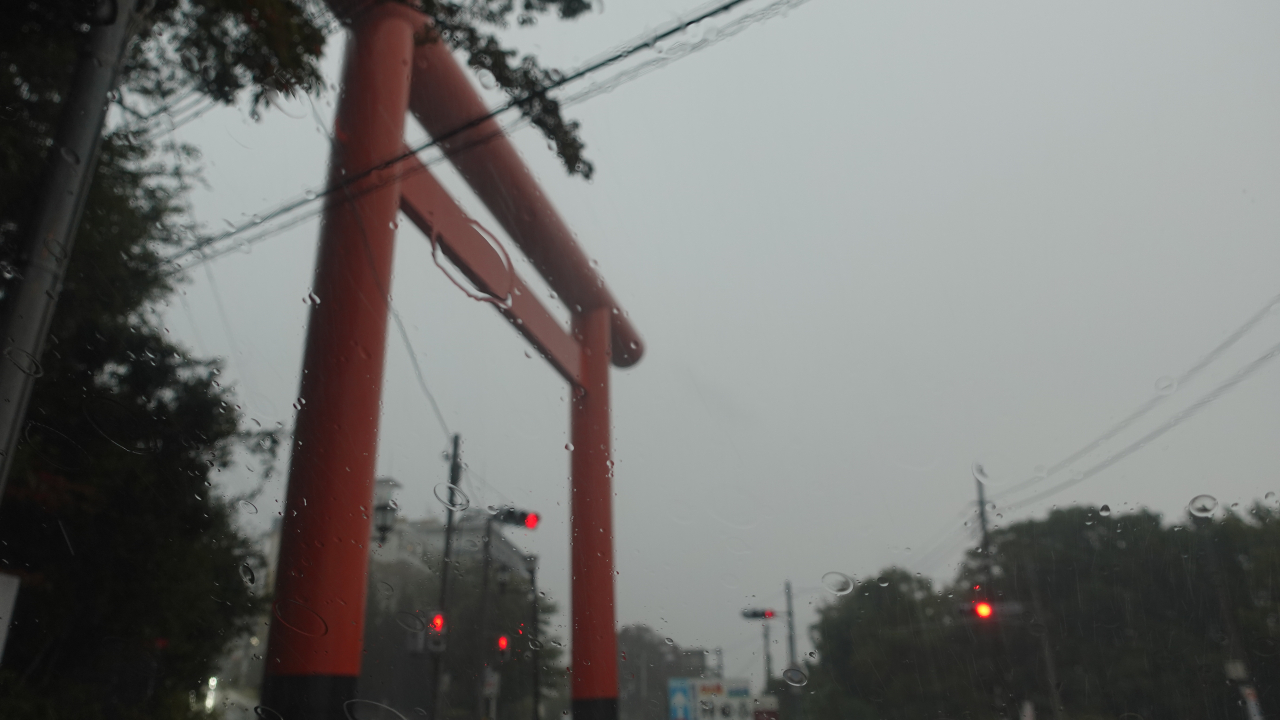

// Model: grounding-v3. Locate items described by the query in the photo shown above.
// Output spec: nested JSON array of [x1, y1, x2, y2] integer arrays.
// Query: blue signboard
[[668, 678, 696, 720]]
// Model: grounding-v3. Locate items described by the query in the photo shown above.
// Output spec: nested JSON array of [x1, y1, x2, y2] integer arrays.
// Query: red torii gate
[[260, 5, 643, 720]]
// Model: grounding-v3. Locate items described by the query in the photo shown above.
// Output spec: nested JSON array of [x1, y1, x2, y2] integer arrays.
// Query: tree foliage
[[0, 0, 596, 715], [807, 504, 1280, 720], [421, 0, 596, 178]]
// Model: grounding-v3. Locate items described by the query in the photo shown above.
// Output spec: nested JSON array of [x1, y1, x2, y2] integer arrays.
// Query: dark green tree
[[807, 568, 990, 720], [0, 1, 597, 718], [807, 504, 1280, 720]]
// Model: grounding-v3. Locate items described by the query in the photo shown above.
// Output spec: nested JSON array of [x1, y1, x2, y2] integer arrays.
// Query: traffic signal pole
[[762, 619, 773, 684], [784, 581, 797, 671], [477, 515, 496, 720], [259, 5, 418, 718], [528, 555, 541, 720]]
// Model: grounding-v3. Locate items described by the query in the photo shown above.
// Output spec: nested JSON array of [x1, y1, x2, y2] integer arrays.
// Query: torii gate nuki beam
[[260, 5, 643, 720]]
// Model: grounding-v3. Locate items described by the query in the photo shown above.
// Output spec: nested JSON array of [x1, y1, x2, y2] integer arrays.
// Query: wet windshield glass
[[2, 2, 1278, 720]]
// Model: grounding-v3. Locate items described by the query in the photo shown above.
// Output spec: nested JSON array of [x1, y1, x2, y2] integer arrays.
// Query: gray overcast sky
[[161, 0, 1280, 689]]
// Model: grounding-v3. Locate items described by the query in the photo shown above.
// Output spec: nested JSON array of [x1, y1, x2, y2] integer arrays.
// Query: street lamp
[[374, 477, 402, 544]]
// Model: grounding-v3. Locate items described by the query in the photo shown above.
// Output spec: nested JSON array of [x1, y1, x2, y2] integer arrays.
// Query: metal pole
[[784, 581, 797, 671], [0, 0, 138, 502], [976, 477, 990, 561], [431, 432, 464, 719], [258, 6, 420, 718], [478, 516, 495, 720], [762, 620, 773, 687], [529, 555, 540, 720], [569, 307, 618, 720]]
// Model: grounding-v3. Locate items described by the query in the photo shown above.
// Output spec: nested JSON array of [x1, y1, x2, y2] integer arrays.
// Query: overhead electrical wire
[[162, 0, 817, 270], [908, 291, 1280, 576], [991, 291, 1280, 502], [1003, 336, 1280, 511]]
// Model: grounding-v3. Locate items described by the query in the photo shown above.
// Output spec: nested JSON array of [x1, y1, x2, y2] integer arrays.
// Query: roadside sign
[[694, 679, 752, 720], [669, 678, 696, 720]]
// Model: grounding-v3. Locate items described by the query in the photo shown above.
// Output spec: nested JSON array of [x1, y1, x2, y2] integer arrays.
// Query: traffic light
[[427, 612, 447, 652], [492, 507, 539, 529], [741, 608, 776, 620], [956, 600, 1023, 622], [497, 634, 512, 662]]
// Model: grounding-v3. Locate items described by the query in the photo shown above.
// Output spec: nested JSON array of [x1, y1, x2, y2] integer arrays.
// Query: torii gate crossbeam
[[260, 5, 642, 720]]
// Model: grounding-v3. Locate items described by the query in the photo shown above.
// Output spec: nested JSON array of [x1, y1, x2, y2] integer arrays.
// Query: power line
[[1004, 336, 1280, 511], [340, 130, 455, 446], [992, 291, 1280, 502], [389, 304, 452, 441], [163, 0, 812, 268], [909, 293, 1280, 576]]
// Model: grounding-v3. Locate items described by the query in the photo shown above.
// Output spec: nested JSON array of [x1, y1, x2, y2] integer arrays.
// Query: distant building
[[618, 624, 710, 720], [360, 512, 539, 716], [215, 504, 547, 719]]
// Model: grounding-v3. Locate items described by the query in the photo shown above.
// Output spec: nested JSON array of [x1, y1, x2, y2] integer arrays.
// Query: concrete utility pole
[[431, 433, 464, 719], [0, 0, 138, 502], [784, 581, 797, 671], [975, 470, 991, 560]]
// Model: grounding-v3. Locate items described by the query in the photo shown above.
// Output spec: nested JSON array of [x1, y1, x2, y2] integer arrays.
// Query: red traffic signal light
[[742, 608, 777, 620], [431, 613, 445, 633], [764, 610, 774, 618], [974, 602, 994, 619], [497, 635, 509, 650], [493, 507, 540, 529]]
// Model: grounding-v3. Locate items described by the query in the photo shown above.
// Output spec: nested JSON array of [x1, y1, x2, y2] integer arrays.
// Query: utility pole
[[742, 608, 776, 690], [430, 433, 463, 720], [477, 515, 496, 720], [975, 470, 991, 562], [0, 0, 139, 503], [784, 581, 797, 671], [714, 647, 724, 679]]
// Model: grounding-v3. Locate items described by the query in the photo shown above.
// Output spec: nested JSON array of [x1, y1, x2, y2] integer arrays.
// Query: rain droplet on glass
[[782, 668, 808, 686], [433, 483, 470, 512], [972, 461, 990, 485], [1189, 494, 1218, 518], [820, 571, 854, 596]]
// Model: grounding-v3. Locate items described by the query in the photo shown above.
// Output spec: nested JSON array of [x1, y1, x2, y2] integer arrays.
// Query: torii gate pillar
[[261, 5, 640, 720]]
